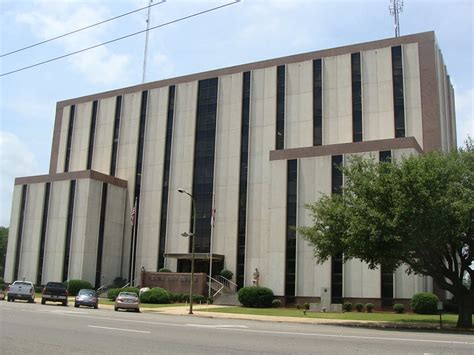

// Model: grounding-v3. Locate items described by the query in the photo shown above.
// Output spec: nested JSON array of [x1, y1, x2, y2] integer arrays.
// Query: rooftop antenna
[[389, 0, 404, 37], [142, 0, 154, 83]]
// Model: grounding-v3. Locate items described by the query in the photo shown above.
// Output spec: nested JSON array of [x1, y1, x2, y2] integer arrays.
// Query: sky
[[0, 0, 473, 227]]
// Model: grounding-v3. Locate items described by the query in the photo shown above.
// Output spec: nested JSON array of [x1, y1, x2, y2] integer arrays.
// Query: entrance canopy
[[164, 253, 225, 261]]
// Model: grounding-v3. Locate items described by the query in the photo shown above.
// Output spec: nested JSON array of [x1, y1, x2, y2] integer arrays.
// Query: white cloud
[[455, 88, 474, 146], [16, 1, 135, 86], [146, 52, 175, 80], [0, 131, 39, 227]]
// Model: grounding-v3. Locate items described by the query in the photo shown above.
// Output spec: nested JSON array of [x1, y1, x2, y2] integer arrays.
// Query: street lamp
[[178, 188, 196, 315]]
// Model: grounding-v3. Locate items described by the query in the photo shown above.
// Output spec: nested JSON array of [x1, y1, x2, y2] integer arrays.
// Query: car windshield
[[47, 282, 64, 288], [119, 292, 137, 297], [14, 282, 32, 286], [78, 290, 95, 296]]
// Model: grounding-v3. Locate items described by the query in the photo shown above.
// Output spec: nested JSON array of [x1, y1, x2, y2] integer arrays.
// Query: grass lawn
[[203, 306, 466, 325]]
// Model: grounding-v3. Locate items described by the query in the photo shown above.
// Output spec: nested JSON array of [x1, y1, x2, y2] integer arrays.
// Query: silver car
[[114, 292, 140, 312]]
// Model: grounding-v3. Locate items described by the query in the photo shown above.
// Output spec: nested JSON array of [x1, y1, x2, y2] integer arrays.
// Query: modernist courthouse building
[[5, 31, 456, 306]]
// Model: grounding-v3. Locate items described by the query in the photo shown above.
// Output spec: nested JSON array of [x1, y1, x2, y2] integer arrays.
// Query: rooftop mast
[[389, 0, 404, 37]]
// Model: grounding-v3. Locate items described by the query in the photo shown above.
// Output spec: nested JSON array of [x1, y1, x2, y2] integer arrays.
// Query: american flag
[[131, 198, 137, 226], [210, 208, 216, 228]]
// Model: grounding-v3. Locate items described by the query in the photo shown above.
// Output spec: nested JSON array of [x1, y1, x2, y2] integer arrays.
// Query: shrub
[[112, 276, 127, 288], [303, 303, 310, 310], [65, 279, 93, 296], [343, 302, 353, 312], [365, 303, 374, 313], [107, 287, 140, 300], [220, 269, 233, 280], [238, 286, 274, 308], [393, 303, 405, 314], [355, 303, 364, 312], [0, 277, 4, 284], [172, 293, 187, 302], [296, 304, 301, 310], [34, 286, 43, 293], [411, 292, 439, 314], [140, 287, 171, 304], [272, 299, 281, 308], [159, 268, 172, 272]]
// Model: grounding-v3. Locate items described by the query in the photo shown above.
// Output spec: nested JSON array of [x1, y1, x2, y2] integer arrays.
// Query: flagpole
[[208, 192, 215, 299], [128, 197, 138, 285]]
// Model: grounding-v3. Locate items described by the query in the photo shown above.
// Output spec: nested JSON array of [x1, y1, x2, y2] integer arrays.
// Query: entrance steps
[[213, 292, 240, 306]]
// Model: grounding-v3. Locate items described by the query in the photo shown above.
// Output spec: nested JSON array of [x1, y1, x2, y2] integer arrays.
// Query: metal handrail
[[214, 275, 237, 292], [96, 284, 108, 294], [122, 279, 136, 288], [207, 275, 225, 298]]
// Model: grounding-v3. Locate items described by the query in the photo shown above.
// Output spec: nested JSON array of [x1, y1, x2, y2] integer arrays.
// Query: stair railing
[[207, 275, 225, 298], [214, 275, 238, 293]]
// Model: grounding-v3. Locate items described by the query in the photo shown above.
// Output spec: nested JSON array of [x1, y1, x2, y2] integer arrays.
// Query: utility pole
[[389, 0, 404, 37], [142, 0, 153, 83]]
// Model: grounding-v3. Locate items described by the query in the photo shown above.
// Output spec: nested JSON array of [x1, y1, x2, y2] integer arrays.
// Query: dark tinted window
[[351, 53, 362, 142], [392, 46, 405, 138]]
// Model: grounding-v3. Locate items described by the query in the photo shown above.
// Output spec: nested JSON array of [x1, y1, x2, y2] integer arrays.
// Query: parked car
[[74, 289, 98, 309], [41, 282, 68, 306], [7, 281, 35, 303], [114, 291, 140, 312]]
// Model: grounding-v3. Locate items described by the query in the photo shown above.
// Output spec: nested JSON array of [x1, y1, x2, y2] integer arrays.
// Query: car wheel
[[10, 298, 14, 302], [74, 303, 79, 308], [62, 301, 67, 306], [28, 297, 34, 303], [114, 306, 118, 311], [135, 308, 140, 313], [41, 299, 45, 305], [94, 305, 98, 309]]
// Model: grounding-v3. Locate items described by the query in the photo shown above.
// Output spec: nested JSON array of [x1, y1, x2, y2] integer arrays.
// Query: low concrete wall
[[141, 271, 207, 296]]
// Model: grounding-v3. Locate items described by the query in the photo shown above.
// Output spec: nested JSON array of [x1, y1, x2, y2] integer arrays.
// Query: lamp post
[[178, 188, 196, 315]]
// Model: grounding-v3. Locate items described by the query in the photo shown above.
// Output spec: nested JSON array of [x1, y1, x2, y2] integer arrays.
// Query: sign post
[[437, 301, 443, 329]]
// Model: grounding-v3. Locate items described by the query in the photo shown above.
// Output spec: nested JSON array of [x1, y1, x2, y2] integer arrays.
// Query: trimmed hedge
[[220, 269, 233, 280], [411, 292, 439, 314], [343, 302, 353, 312], [238, 286, 274, 308], [272, 299, 281, 308], [393, 303, 405, 314], [107, 287, 140, 300], [140, 287, 171, 304], [365, 303, 374, 313], [66, 279, 93, 296], [355, 303, 364, 312]]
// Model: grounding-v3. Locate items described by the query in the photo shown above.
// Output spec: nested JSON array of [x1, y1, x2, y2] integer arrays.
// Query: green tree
[[0, 227, 8, 277], [299, 141, 473, 328]]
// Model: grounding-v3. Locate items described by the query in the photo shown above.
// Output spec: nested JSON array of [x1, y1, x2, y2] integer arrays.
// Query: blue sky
[[0, 0, 473, 226]]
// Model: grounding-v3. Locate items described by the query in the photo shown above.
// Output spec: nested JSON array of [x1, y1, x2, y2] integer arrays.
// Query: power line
[[1, 0, 167, 58], [1, 1, 240, 77]]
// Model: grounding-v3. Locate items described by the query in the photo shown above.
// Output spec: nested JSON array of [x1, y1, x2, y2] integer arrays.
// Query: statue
[[252, 268, 260, 286]]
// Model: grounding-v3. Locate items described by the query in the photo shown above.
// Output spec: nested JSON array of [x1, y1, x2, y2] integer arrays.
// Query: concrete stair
[[213, 292, 240, 306]]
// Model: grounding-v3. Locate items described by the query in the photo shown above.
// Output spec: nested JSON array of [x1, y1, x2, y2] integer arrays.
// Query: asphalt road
[[1, 301, 473, 354]]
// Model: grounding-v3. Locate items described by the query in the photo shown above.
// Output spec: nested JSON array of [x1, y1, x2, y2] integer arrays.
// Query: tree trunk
[[457, 297, 473, 328]]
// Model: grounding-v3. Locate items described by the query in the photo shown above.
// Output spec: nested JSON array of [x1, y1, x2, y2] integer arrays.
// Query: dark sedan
[[74, 289, 98, 309]]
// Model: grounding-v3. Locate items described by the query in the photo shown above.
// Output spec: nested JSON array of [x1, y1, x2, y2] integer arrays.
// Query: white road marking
[[186, 324, 248, 329], [88, 325, 150, 334], [4, 306, 473, 346]]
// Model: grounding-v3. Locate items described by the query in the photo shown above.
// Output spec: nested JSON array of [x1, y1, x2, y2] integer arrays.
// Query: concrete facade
[[5, 32, 456, 305]]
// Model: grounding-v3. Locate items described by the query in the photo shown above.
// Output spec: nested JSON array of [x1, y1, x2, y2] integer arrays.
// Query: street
[[1, 301, 473, 354]]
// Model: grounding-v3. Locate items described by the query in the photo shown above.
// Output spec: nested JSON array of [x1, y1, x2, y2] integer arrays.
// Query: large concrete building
[[5, 31, 456, 307]]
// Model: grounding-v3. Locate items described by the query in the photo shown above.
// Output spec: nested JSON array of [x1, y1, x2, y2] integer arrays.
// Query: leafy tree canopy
[[299, 140, 473, 328]]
